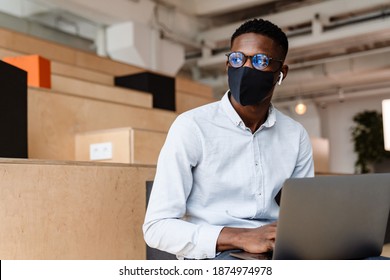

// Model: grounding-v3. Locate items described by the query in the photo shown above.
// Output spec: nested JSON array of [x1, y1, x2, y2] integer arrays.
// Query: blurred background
[[1, 0, 390, 260], [1, 0, 389, 174]]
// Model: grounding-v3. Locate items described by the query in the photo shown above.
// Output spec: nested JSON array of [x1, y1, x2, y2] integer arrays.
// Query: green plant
[[351, 110, 390, 173]]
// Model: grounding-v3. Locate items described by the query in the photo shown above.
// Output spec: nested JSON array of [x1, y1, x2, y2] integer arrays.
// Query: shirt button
[[255, 162, 259, 166]]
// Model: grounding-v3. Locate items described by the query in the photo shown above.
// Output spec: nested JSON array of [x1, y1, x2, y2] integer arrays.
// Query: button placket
[[252, 133, 264, 215]]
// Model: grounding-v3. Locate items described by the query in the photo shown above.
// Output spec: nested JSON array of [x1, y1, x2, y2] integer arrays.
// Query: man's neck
[[229, 95, 270, 133]]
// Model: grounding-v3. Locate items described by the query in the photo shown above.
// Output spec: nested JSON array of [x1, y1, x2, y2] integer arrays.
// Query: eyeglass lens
[[228, 52, 270, 70]]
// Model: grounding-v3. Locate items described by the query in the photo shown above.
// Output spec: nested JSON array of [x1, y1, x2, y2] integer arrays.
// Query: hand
[[216, 222, 277, 254], [240, 222, 277, 253]]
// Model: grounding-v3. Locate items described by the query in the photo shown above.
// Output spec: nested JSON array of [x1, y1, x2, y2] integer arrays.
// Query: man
[[143, 18, 314, 260]]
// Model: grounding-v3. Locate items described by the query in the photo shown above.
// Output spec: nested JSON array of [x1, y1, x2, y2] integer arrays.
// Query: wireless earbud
[[277, 72, 283, 85]]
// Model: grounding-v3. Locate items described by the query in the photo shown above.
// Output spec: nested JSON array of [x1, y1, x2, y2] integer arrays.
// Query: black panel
[[146, 181, 177, 260], [0, 60, 28, 158], [115, 72, 175, 111]]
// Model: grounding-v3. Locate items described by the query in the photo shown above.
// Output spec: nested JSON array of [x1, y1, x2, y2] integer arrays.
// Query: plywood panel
[[0, 47, 114, 86], [75, 127, 167, 165], [51, 62, 114, 86], [311, 137, 330, 173], [51, 75, 152, 108], [176, 77, 213, 98], [75, 129, 132, 164], [176, 91, 217, 113], [28, 89, 177, 161], [0, 28, 145, 76], [132, 129, 167, 165], [74, 51, 144, 76], [0, 46, 22, 58], [0, 29, 216, 97], [382, 244, 390, 257], [0, 28, 77, 64], [0, 158, 155, 259]]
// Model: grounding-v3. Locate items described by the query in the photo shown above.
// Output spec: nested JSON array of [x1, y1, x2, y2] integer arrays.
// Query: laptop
[[231, 174, 390, 260]]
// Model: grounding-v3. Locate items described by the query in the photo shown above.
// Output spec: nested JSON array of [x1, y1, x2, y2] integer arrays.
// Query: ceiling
[[1, 0, 389, 103]]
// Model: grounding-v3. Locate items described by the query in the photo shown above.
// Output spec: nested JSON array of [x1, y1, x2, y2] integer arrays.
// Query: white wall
[[285, 93, 390, 174], [321, 94, 389, 174]]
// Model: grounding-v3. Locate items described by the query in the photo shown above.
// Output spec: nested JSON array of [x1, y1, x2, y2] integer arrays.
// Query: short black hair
[[231, 18, 289, 59]]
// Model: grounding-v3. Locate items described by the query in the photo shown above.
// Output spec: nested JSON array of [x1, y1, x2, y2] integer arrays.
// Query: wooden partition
[[1, 46, 114, 86], [75, 127, 167, 165], [51, 75, 152, 108], [175, 77, 217, 113], [51, 62, 114, 86], [383, 244, 390, 257], [0, 46, 21, 59], [0, 28, 144, 76], [0, 28, 216, 114], [311, 137, 330, 173], [0, 28, 216, 162], [0, 158, 155, 259], [28, 88, 177, 161]]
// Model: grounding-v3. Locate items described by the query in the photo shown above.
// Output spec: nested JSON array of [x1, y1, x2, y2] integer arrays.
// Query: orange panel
[[3, 55, 51, 88]]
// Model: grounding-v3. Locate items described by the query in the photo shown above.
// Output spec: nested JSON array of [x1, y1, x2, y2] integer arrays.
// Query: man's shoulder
[[179, 100, 221, 120], [273, 107, 305, 130], [169, 100, 222, 138]]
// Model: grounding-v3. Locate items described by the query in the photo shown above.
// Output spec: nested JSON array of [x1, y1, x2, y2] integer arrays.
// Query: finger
[[266, 229, 277, 239], [267, 239, 275, 251]]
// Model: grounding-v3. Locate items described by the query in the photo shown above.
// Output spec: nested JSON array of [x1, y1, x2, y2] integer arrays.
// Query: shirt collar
[[221, 91, 243, 127], [264, 103, 276, 128], [220, 91, 277, 129]]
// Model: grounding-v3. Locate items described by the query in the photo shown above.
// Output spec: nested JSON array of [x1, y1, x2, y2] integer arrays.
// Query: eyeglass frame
[[225, 51, 284, 71]]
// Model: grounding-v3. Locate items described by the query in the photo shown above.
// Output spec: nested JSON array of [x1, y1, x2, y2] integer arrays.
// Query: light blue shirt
[[143, 91, 314, 259]]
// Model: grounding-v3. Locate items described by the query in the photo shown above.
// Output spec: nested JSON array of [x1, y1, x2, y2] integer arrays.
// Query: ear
[[278, 64, 288, 85], [281, 64, 288, 80]]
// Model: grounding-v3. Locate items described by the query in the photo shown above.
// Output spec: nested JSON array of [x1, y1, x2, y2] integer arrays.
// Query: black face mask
[[228, 67, 277, 106]]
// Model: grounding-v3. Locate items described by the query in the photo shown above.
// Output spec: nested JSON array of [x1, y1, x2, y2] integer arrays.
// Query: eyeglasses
[[225, 51, 283, 71]]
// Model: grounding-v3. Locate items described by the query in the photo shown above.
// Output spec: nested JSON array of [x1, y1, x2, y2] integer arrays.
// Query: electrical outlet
[[89, 142, 113, 161]]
